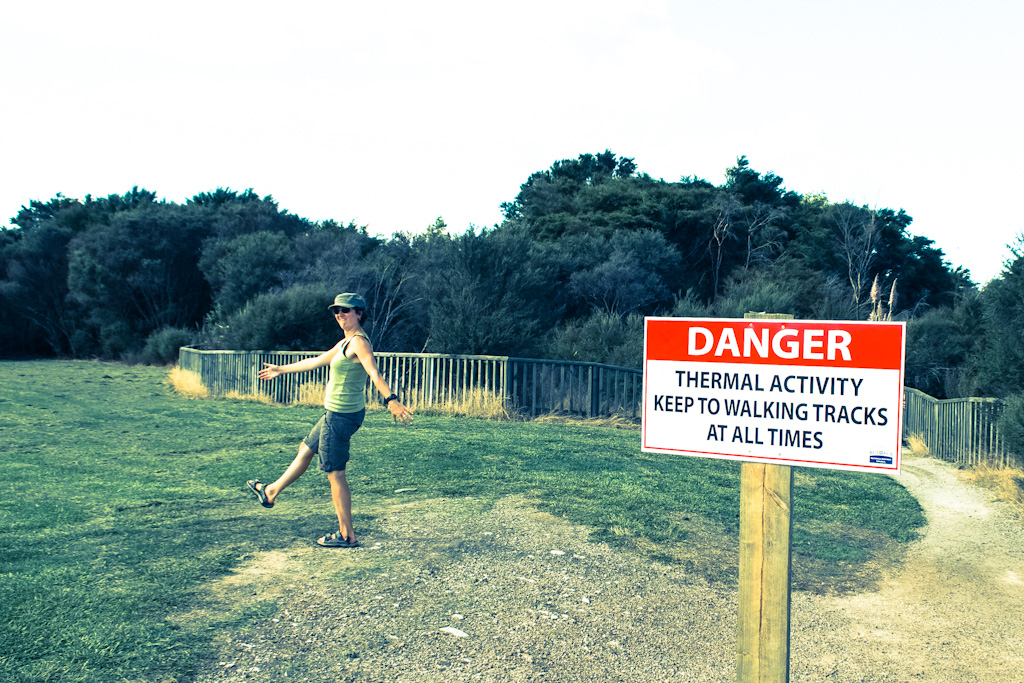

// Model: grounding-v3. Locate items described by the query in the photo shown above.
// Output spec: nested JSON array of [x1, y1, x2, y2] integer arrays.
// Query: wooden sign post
[[736, 462, 792, 681], [641, 313, 906, 683], [737, 462, 790, 679], [736, 313, 794, 683]]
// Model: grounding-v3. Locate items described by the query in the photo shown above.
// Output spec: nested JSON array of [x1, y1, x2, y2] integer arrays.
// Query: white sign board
[[642, 317, 906, 473]]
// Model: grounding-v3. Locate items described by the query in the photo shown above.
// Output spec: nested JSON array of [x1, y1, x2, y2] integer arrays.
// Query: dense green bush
[[547, 311, 644, 368], [970, 250, 1024, 397], [142, 327, 195, 365], [997, 394, 1024, 460], [201, 284, 339, 351], [905, 304, 979, 399]]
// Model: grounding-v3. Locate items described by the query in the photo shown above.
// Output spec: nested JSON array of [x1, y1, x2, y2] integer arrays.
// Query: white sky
[[2, 0, 1020, 286]]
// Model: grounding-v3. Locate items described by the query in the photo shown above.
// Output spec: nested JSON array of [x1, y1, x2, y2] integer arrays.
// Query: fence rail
[[178, 347, 643, 420], [902, 387, 1015, 467]]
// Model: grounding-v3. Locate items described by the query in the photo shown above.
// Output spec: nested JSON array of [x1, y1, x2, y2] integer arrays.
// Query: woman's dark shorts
[[303, 409, 365, 473]]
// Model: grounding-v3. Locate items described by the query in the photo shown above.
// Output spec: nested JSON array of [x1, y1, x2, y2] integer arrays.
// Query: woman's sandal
[[317, 532, 359, 548], [246, 480, 274, 508]]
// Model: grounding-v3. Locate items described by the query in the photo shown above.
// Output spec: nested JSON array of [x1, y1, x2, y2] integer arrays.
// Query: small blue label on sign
[[869, 454, 893, 465]]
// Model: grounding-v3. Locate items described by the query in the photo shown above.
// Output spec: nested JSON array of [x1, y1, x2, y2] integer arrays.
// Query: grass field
[[0, 360, 926, 682]]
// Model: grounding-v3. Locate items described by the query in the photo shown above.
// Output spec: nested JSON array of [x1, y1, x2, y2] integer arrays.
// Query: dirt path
[[194, 455, 1024, 682], [791, 455, 1024, 681]]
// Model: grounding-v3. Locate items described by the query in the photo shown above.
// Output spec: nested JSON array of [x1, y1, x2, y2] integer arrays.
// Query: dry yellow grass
[[169, 367, 280, 404], [167, 367, 210, 399], [223, 390, 276, 405], [412, 389, 515, 421], [291, 382, 327, 407], [904, 432, 930, 456], [906, 431, 1024, 513], [532, 412, 639, 429], [960, 463, 1024, 511]]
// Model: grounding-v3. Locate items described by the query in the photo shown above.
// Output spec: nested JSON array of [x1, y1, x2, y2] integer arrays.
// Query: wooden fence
[[902, 387, 1016, 467], [178, 347, 643, 420], [179, 348, 1019, 465]]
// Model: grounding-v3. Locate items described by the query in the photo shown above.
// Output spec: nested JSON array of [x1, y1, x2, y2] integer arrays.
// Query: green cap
[[328, 293, 367, 312]]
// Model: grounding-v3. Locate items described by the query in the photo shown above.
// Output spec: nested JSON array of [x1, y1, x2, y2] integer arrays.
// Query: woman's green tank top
[[324, 333, 370, 413]]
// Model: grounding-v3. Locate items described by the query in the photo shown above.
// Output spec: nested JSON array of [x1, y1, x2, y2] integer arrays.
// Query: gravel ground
[[190, 454, 1024, 682], [789, 455, 1024, 682]]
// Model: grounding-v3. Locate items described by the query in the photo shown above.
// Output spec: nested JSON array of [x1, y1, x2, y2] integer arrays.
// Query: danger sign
[[642, 317, 906, 473]]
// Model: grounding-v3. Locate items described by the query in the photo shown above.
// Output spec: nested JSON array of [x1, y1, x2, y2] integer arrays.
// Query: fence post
[[502, 358, 511, 413], [589, 365, 598, 417]]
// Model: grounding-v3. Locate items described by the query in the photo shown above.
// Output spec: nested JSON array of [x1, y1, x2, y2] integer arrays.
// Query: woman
[[248, 292, 412, 548]]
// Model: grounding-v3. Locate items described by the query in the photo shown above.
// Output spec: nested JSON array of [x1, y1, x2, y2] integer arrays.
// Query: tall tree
[[0, 196, 94, 355], [500, 150, 640, 239], [969, 241, 1024, 396], [905, 299, 981, 398], [829, 202, 880, 312], [724, 155, 796, 207], [417, 227, 548, 356], [199, 231, 292, 313], [870, 209, 959, 313], [188, 188, 307, 240], [67, 203, 212, 355], [568, 229, 679, 314]]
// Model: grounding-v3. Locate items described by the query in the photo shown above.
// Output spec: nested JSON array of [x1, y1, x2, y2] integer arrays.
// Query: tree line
[[0, 152, 1018, 401]]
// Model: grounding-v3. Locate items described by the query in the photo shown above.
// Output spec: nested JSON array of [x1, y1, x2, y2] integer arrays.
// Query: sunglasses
[[332, 307, 353, 315]]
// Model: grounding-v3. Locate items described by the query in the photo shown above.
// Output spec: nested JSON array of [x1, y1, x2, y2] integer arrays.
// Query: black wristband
[[384, 393, 398, 405]]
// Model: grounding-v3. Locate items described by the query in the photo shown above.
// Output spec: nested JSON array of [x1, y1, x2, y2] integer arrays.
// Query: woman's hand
[[389, 400, 413, 426], [258, 362, 283, 381]]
